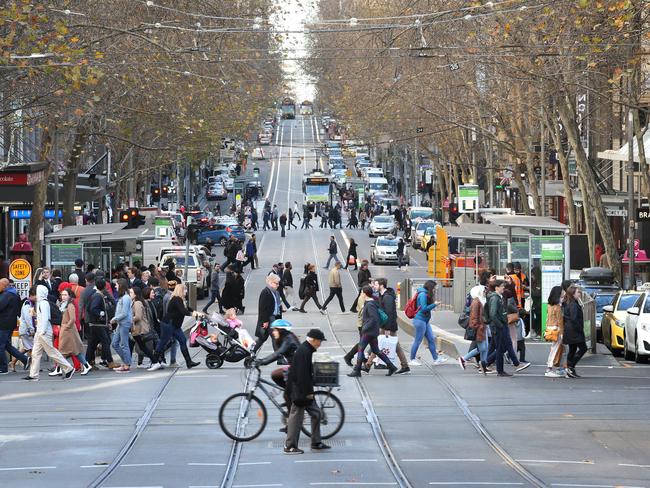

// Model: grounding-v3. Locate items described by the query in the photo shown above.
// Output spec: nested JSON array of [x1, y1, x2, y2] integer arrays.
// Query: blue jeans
[[325, 253, 341, 268], [486, 326, 519, 373], [397, 254, 405, 268], [111, 325, 132, 366], [0, 328, 28, 372], [411, 318, 438, 360], [202, 289, 222, 313], [463, 336, 489, 363], [155, 322, 188, 360]]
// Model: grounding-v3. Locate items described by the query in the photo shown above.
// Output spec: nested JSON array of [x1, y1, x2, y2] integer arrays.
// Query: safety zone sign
[[9, 258, 32, 299]]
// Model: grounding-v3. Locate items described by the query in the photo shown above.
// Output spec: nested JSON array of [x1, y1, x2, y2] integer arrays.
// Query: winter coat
[[304, 271, 319, 296], [546, 304, 564, 335], [469, 298, 486, 342], [562, 300, 585, 345], [487, 292, 507, 329], [287, 340, 316, 405], [357, 268, 372, 287], [221, 273, 241, 309], [58, 303, 83, 356], [328, 240, 338, 255], [132, 300, 151, 336], [35, 285, 52, 335], [259, 330, 300, 365], [377, 288, 398, 332], [328, 267, 342, 288], [0, 288, 22, 331], [361, 299, 381, 337]]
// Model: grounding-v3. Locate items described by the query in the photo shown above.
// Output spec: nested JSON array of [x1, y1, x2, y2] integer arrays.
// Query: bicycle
[[218, 364, 345, 442]]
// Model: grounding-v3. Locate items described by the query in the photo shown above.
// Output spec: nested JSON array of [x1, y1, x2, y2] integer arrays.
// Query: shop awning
[[444, 223, 529, 240], [597, 128, 650, 163], [45, 223, 154, 243]]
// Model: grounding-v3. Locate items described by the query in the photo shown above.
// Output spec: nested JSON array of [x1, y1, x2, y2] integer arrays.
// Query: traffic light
[[152, 187, 160, 201], [119, 208, 146, 229], [161, 185, 169, 197], [449, 202, 459, 223]]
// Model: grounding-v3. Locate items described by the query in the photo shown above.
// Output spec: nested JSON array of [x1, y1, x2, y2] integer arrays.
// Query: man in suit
[[253, 274, 282, 353], [36, 267, 58, 303], [127, 267, 145, 289], [72, 259, 86, 287]]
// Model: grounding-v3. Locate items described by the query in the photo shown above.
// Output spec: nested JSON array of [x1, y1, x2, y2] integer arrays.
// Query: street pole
[[414, 136, 419, 206], [488, 137, 495, 207], [53, 129, 59, 226], [627, 109, 636, 289], [540, 103, 546, 217]]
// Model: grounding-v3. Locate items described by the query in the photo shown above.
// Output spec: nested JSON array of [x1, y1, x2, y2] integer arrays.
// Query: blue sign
[[10, 209, 63, 219]]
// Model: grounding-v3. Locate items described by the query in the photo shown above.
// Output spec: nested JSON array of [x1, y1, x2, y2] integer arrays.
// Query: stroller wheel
[[206, 355, 224, 369], [243, 357, 255, 369]]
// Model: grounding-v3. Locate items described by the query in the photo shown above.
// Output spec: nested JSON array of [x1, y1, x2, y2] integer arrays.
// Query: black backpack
[[102, 293, 116, 322], [151, 288, 165, 320], [49, 299, 63, 325]]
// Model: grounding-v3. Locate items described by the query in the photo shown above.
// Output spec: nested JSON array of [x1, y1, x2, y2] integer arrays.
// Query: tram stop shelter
[[44, 223, 155, 274]]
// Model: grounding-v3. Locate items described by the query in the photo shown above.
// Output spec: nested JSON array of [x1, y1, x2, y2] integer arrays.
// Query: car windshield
[[374, 216, 392, 223], [417, 222, 436, 231], [411, 209, 434, 219], [377, 239, 397, 247], [617, 294, 640, 311], [595, 294, 615, 313], [161, 255, 198, 267]]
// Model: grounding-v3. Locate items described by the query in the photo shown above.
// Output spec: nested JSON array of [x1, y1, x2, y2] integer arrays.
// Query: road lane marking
[[517, 459, 594, 465], [233, 485, 283, 488], [429, 484, 524, 486], [265, 123, 284, 200], [188, 462, 226, 466], [619, 463, 650, 468], [0, 466, 56, 471], [120, 463, 165, 467], [402, 458, 485, 462], [295, 459, 378, 463], [310, 484, 397, 486], [239, 462, 272, 466], [552, 485, 645, 488]]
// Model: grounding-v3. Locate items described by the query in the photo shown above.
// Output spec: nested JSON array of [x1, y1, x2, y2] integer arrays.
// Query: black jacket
[[357, 268, 372, 287], [304, 271, 319, 295], [562, 300, 585, 345], [37, 278, 59, 303], [282, 269, 293, 288], [378, 288, 398, 332], [256, 286, 279, 336], [0, 290, 22, 331], [259, 330, 300, 365], [163, 295, 192, 329], [348, 241, 358, 257], [328, 240, 337, 255], [73, 268, 87, 287], [88, 290, 115, 325], [287, 340, 316, 405], [361, 299, 381, 337]]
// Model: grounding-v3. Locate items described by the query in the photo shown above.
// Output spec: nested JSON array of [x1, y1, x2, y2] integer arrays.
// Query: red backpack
[[404, 292, 420, 319]]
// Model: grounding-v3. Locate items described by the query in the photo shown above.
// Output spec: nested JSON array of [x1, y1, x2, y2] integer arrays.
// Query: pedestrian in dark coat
[[253, 274, 282, 353], [562, 285, 587, 377]]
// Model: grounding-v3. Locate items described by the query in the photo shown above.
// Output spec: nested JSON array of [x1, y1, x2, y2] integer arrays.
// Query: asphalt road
[[2, 117, 650, 488]]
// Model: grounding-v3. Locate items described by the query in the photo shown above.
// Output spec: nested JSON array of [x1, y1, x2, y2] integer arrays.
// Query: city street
[[2, 117, 650, 488]]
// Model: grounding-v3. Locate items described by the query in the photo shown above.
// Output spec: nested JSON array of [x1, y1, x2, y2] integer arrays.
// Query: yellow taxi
[[601, 290, 642, 356], [421, 226, 437, 254]]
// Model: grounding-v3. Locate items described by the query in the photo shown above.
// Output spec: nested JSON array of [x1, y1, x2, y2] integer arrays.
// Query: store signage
[[0, 171, 45, 186], [458, 184, 479, 213], [636, 208, 650, 221]]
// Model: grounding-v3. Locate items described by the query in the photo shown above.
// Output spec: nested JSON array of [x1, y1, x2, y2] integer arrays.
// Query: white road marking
[[310, 484, 397, 486], [0, 466, 56, 471], [552, 485, 645, 488], [429, 484, 524, 486], [104, 486, 164, 488], [120, 463, 165, 467], [619, 463, 650, 468], [233, 485, 283, 488], [188, 462, 225, 466], [80, 465, 106, 468], [239, 461, 272, 466], [265, 124, 284, 200], [295, 459, 378, 463], [402, 458, 485, 462], [517, 459, 594, 465]]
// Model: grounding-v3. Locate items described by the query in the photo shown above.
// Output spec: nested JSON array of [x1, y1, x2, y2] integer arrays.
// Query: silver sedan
[[371, 236, 410, 265], [368, 215, 397, 237]]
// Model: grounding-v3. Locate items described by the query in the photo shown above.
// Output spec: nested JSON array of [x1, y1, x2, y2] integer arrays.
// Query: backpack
[[49, 300, 63, 325], [151, 288, 165, 320], [298, 276, 306, 300], [404, 293, 420, 319], [482, 295, 492, 325], [378, 307, 388, 327], [103, 293, 116, 322]]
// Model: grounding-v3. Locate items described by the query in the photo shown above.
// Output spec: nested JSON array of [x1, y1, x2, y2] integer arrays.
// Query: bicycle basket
[[313, 361, 339, 387]]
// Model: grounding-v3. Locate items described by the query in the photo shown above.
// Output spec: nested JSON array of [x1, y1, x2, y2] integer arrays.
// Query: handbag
[[507, 312, 519, 325], [348, 256, 356, 265], [463, 326, 476, 341], [544, 325, 559, 342]]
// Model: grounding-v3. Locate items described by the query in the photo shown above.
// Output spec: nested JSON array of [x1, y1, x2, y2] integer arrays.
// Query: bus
[[300, 100, 314, 115], [280, 97, 296, 119], [303, 172, 331, 205]]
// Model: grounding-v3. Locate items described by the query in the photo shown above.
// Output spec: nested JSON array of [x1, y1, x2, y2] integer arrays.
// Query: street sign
[[458, 184, 479, 213], [9, 258, 32, 299], [606, 208, 627, 217], [636, 208, 650, 221]]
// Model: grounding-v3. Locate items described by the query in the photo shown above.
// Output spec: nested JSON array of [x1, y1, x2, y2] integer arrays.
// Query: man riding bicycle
[[255, 319, 300, 396]]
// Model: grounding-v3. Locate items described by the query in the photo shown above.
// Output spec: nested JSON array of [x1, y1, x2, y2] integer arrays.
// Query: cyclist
[[255, 319, 300, 433]]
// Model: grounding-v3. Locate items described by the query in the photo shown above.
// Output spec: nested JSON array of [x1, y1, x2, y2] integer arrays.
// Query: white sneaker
[[137, 363, 151, 369], [48, 367, 62, 376], [545, 370, 561, 377], [408, 359, 422, 366], [147, 363, 164, 372], [80, 363, 92, 376], [432, 356, 448, 365]]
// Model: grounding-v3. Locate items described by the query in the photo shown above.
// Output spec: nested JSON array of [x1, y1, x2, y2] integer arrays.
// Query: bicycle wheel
[[219, 393, 267, 442], [301, 390, 345, 440]]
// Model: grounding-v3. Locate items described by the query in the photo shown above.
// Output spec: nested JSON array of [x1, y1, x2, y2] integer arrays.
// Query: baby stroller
[[191, 313, 255, 369]]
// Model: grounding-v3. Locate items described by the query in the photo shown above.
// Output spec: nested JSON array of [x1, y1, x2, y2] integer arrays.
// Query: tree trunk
[[557, 93, 621, 281], [62, 128, 88, 226], [546, 109, 578, 233], [29, 127, 53, 267], [578, 174, 596, 266], [512, 161, 531, 214]]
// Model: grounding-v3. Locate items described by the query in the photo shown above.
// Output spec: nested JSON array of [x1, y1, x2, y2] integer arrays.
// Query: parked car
[[207, 182, 227, 200], [601, 291, 642, 356], [258, 132, 271, 145], [197, 224, 246, 246], [370, 236, 409, 265], [624, 290, 650, 362], [368, 215, 397, 237]]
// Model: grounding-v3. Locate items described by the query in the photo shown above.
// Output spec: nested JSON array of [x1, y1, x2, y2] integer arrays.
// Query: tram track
[[333, 230, 547, 487]]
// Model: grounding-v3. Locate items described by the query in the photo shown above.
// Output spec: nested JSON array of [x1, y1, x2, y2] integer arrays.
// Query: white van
[[363, 167, 384, 179], [366, 177, 389, 195], [409, 206, 435, 222]]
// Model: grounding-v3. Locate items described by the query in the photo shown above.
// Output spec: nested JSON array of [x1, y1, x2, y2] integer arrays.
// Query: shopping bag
[[348, 256, 356, 265], [374, 334, 398, 366]]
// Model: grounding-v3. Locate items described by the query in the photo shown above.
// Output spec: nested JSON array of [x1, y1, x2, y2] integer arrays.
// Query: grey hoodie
[[36, 284, 52, 335]]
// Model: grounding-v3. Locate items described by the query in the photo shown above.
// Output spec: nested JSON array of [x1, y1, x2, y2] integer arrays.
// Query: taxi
[[601, 290, 642, 356], [420, 225, 438, 252]]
